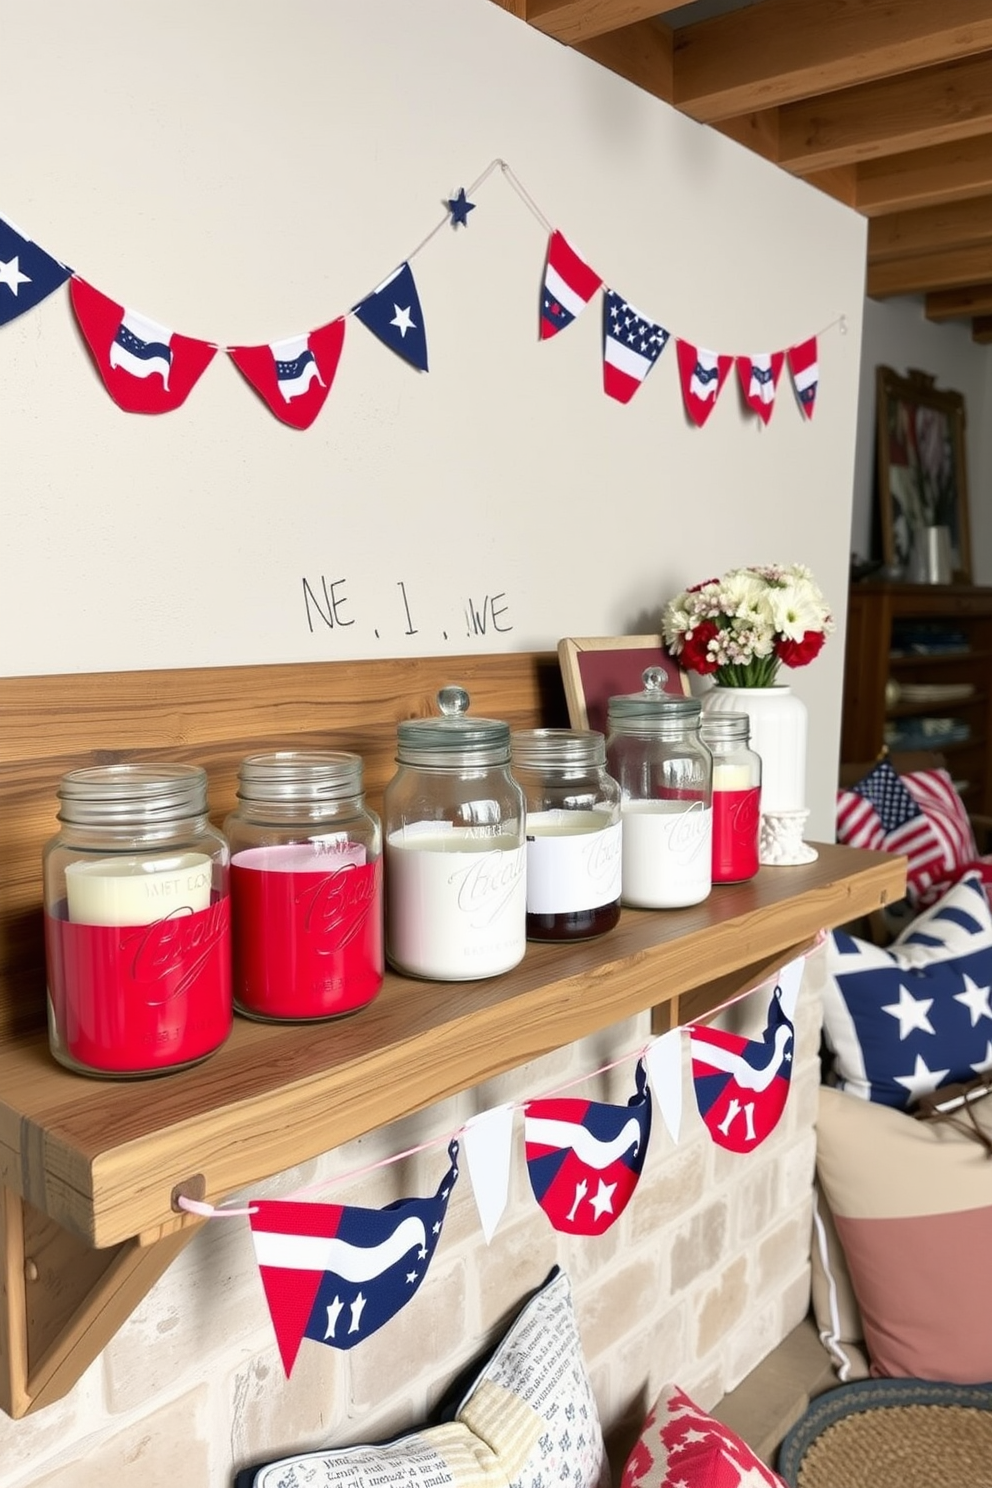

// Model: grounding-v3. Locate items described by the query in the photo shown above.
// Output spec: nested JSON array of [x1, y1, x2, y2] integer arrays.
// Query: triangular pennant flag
[[540, 229, 602, 341], [524, 1060, 651, 1234], [0, 216, 72, 326], [353, 261, 428, 372], [736, 351, 785, 425], [676, 339, 733, 426], [462, 1104, 514, 1243], [787, 335, 818, 419], [688, 992, 794, 1153], [602, 289, 670, 404], [69, 277, 216, 414], [249, 1140, 459, 1375], [228, 318, 346, 430], [644, 1028, 684, 1144]]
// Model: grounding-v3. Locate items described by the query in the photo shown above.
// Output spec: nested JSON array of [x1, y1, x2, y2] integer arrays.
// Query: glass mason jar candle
[[510, 727, 622, 942], [225, 751, 383, 1021], [383, 686, 526, 980], [605, 667, 713, 909], [700, 713, 761, 885], [43, 762, 232, 1078]]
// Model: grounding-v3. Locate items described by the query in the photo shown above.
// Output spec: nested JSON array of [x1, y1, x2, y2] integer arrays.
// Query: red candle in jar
[[45, 896, 232, 1075], [230, 844, 383, 1019], [711, 787, 761, 883]]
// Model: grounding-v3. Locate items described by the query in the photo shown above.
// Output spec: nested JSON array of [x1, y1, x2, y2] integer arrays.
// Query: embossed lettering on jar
[[43, 763, 233, 1078], [225, 750, 384, 1022], [383, 686, 526, 980]]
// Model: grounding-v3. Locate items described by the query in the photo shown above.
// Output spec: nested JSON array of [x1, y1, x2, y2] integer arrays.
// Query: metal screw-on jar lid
[[510, 727, 607, 770], [57, 762, 209, 826], [607, 667, 702, 728], [699, 713, 750, 743], [396, 687, 511, 767], [236, 750, 364, 803]]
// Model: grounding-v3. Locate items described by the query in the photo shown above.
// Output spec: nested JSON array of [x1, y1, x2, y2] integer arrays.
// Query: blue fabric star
[[446, 188, 476, 228]]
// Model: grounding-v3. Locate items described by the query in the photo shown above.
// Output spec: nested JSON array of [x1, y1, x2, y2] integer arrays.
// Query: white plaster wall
[[851, 295, 992, 583], [0, 0, 867, 840]]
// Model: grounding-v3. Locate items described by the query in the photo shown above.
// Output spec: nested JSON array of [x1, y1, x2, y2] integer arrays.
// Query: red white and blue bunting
[[1, 161, 839, 431], [177, 952, 808, 1375]]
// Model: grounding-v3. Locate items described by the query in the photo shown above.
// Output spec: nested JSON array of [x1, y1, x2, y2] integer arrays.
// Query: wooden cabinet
[[841, 581, 992, 814]]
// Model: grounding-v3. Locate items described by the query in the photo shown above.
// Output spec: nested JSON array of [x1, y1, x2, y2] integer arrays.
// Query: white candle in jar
[[712, 763, 754, 791], [65, 852, 213, 926]]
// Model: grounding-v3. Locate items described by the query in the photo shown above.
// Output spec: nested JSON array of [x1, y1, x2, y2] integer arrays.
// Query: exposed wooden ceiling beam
[[857, 134, 992, 216], [669, 0, 992, 125], [868, 242, 992, 297], [776, 53, 992, 173], [869, 194, 992, 264], [526, 0, 685, 45], [925, 282, 992, 320], [971, 314, 992, 342], [572, 19, 672, 101]]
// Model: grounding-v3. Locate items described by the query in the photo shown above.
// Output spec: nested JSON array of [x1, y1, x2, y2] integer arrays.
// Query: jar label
[[525, 813, 622, 914], [712, 787, 761, 883], [45, 897, 232, 1073], [231, 852, 383, 1018], [386, 833, 525, 979], [620, 799, 712, 908]]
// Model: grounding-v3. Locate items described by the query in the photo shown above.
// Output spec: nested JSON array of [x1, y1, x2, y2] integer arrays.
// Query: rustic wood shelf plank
[[0, 842, 904, 1249]]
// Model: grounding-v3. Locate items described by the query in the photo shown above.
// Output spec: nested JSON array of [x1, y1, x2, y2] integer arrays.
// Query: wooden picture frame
[[557, 635, 690, 737], [876, 366, 972, 583]]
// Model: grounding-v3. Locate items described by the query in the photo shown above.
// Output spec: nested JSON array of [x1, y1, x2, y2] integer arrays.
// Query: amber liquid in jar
[[526, 899, 621, 943]]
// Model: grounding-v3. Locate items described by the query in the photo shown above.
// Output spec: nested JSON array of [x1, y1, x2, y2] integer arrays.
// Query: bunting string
[[174, 943, 814, 1222], [1, 158, 846, 430]]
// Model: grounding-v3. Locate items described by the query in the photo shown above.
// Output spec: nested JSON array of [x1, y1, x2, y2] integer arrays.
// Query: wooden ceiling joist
[[668, 0, 992, 125], [492, 0, 992, 333]]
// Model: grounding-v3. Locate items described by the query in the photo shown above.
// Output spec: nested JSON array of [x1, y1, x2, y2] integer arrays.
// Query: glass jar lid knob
[[437, 686, 470, 717], [642, 666, 669, 694]]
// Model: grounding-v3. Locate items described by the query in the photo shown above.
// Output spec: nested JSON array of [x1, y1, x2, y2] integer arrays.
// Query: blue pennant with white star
[[0, 217, 72, 326], [249, 1140, 458, 1375], [353, 260, 429, 372]]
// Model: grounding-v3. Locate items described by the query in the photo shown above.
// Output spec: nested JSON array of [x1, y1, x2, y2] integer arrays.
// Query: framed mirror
[[875, 366, 971, 583]]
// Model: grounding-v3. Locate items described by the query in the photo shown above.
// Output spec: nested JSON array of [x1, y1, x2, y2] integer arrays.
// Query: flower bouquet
[[661, 564, 834, 688]]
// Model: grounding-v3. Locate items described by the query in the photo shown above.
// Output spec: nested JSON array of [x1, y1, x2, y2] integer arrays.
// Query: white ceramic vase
[[701, 684, 808, 815]]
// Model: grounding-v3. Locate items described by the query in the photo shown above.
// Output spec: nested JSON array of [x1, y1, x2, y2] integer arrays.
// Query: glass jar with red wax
[[225, 751, 383, 1021], [44, 763, 232, 1078], [699, 713, 761, 884], [510, 728, 622, 942]]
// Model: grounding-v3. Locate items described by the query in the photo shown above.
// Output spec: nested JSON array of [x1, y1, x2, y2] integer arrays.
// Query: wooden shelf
[[0, 841, 903, 1251], [0, 654, 906, 1418]]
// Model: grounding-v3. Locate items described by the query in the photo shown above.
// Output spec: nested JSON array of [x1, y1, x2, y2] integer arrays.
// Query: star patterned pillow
[[822, 870, 992, 1108], [621, 1383, 786, 1488]]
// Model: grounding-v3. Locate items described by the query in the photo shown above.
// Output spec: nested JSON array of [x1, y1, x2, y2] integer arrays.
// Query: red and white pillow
[[621, 1383, 786, 1488], [836, 762, 988, 908]]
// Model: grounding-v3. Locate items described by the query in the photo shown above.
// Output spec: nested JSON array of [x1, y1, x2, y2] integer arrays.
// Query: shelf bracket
[[650, 936, 818, 1035], [0, 1186, 199, 1419]]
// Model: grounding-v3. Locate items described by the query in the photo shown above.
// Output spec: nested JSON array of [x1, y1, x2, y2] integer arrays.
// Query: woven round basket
[[776, 1379, 992, 1488]]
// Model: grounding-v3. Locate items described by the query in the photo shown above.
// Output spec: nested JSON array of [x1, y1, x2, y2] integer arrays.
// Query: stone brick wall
[[0, 949, 825, 1488]]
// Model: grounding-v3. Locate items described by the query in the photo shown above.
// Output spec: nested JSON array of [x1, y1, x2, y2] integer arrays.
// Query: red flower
[[775, 629, 825, 668], [680, 621, 720, 674]]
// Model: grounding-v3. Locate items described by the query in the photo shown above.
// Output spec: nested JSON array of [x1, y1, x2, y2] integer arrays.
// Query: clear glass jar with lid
[[43, 762, 232, 1078], [383, 686, 526, 980], [699, 713, 761, 884], [510, 727, 622, 942], [224, 750, 383, 1022], [605, 666, 713, 909]]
